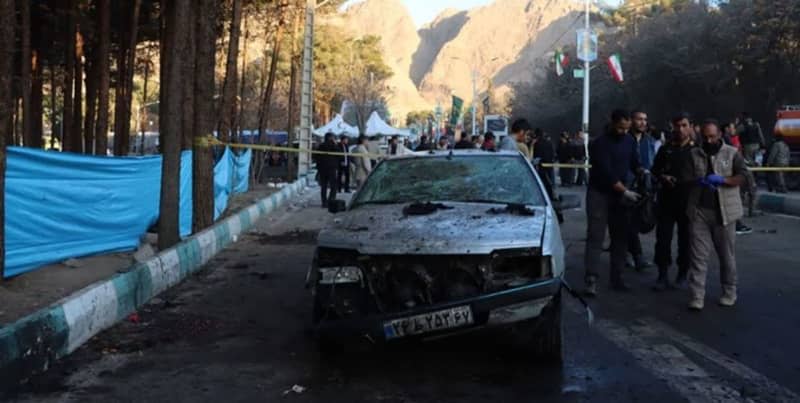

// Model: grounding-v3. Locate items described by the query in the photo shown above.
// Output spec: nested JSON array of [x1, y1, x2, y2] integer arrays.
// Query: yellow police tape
[[198, 136, 800, 172]]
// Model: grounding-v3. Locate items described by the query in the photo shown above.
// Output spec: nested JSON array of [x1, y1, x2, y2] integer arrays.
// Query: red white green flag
[[555, 50, 569, 76], [607, 53, 624, 82]]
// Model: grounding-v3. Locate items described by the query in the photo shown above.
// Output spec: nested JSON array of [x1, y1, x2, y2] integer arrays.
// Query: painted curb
[[756, 193, 800, 217], [0, 177, 307, 389]]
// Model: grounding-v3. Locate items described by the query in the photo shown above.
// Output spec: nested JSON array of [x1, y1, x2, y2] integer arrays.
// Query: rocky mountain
[[331, 0, 587, 120]]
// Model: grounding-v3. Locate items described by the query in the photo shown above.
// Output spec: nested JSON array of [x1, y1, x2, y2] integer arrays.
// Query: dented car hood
[[317, 202, 548, 255]]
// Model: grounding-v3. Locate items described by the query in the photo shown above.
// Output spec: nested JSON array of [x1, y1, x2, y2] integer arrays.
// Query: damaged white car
[[306, 150, 567, 360]]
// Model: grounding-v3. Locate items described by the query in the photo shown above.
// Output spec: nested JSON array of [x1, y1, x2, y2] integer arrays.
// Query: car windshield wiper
[[460, 198, 509, 205], [357, 200, 403, 205]]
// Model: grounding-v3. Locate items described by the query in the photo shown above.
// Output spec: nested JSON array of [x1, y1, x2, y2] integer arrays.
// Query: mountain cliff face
[[332, 0, 585, 120]]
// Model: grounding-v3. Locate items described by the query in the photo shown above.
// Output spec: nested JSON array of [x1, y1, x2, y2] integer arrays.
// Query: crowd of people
[[579, 109, 778, 311]]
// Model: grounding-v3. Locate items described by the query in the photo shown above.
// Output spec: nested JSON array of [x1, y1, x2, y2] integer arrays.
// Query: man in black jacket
[[533, 128, 556, 186], [316, 132, 340, 208], [584, 110, 643, 295], [651, 113, 703, 290]]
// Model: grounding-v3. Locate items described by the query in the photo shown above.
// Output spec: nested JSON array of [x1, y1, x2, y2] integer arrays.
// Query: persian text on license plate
[[383, 305, 474, 340]]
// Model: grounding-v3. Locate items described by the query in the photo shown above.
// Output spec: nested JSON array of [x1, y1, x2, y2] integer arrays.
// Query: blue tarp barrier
[[4, 146, 251, 278], [233, 149, 251, 195]]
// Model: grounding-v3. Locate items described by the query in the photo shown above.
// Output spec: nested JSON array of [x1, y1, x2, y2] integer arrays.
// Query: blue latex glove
[[698, 177, 716, 190], [706, 174, 725, 186]]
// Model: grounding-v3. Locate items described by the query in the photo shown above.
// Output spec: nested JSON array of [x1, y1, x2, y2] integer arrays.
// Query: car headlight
[[318, 266, 363, 284]]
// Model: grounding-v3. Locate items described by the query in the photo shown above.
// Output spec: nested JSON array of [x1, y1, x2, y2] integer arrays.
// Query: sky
[[343, 0, 623, 27]]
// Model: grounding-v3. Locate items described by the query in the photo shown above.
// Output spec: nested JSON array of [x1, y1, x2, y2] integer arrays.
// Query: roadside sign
[[573, 69, 585, 78], [577, 29, 598, 62]]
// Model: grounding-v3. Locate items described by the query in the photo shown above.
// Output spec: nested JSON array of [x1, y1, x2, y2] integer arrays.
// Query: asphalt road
[[7, 187, 800, 403]]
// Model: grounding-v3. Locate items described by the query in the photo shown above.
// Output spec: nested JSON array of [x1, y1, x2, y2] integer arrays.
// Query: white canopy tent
[[364, 111, 411, 137], [313, 114, 360, 138]]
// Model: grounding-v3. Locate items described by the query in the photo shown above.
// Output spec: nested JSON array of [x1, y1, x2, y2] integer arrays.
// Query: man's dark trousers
[[338, 166, 350, 192], [585, 189, 631, 285], [319, 170, 338, 207], [654, 190, 690, 278]]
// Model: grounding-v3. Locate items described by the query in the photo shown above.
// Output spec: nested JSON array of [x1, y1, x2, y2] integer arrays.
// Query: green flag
[[449, 95, 464, 126]]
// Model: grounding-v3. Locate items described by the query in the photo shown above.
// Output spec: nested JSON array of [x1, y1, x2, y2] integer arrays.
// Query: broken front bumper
[[315, 277, 562, 342]]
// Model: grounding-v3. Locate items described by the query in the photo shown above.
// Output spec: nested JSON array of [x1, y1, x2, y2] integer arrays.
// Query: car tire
[[509, 290, 563, 364]]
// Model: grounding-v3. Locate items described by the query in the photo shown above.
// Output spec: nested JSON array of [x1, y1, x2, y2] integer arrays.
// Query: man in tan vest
[[686, 119, 747, 311]]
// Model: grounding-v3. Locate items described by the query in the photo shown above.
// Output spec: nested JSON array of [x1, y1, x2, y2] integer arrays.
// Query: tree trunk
[[235, 18, 249, 143], [62, 0, 76, 151], [159, 0, 188, 250], [139, 52, 150, 155], [83, 46, 98, 154], [193, 0, 217, 232], [49, 64, 57, 150], [31, 49, 44, 148], [258, 22, 284, 143], [94, 0, 111, 155], [20, 0, 32, 147], [72, 29, 84, 152], [0, 0, 13, 279], [180, 5, 196, 151], [113, 0, 141, 156], [217, 0, 242, 143], [122, 0, 141, 154]]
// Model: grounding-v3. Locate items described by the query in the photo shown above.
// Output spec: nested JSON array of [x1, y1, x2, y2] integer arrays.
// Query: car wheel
[[509, 290, 563, 364]]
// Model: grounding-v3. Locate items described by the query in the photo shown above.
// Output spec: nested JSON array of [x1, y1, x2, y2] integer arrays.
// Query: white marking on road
[[564, 301, 798, 402], [638, 318, 799, 402], [62, 282, 119, 353]]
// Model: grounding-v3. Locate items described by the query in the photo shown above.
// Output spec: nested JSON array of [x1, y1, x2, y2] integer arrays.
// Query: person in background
[[416, 135, 432, 151], [511, 119, 533, 159], [437, 136, 450, 150], [455, 131, 474, 149], [337, 135, 352, 193], [687, 119, 746, 310], [558, 132, 574, 186], [533, 128, 556, 186], [738, 112, 765, 163], [366, 135, 381, 168], [572, 130, 588, 186], [482, 132, 496, 151], [651, 113, 702, 290], [475, 134, 485, 149], [389, 135, 400, 155], [584, 109, 643, 296], [316, 132, 340, 208], [766, 133, 790, 193], [353, 135, 372, 188], [627, 110, 657, 271]]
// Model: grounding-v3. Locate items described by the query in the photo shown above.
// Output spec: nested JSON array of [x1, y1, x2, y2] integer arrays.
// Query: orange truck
[[774, 105, 800, 189]]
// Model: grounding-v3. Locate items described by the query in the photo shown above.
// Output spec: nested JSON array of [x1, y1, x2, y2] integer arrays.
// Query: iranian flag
[[607, 53, 624, 82], [555, 50, 569, 76]]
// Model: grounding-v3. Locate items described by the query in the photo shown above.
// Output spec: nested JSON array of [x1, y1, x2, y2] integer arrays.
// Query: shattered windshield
[[352, 155, 546, 207]]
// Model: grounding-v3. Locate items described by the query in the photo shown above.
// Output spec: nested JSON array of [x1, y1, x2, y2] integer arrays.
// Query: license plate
[[383, 305, 474, 340]]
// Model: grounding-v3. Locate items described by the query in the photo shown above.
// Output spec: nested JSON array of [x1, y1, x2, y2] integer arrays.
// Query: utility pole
[[471, 69, 477, 137], [298, 0, 315, 177], [582, 0, 590, 135]]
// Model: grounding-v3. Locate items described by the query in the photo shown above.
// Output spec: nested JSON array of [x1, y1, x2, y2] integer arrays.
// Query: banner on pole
[[449, 95, 464, 126], [576, 29, 598, 62]]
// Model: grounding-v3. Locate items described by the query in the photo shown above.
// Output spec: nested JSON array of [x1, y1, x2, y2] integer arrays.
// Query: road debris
[[127, 312, 140, 324], [282, 384, 306, 396]]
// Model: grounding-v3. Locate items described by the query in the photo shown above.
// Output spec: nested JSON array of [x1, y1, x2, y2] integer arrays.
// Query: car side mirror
[[328, 199, 346, 214]]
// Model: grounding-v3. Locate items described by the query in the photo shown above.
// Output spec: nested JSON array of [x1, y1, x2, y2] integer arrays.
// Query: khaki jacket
[[353, 144, 372, 184], [688, 144, 744, 226]]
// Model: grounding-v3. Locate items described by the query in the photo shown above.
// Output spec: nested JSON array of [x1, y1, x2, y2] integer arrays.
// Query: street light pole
[[582, 0, 590, 135], [471, 69, 477, 137], [298, 0, 316, 177]]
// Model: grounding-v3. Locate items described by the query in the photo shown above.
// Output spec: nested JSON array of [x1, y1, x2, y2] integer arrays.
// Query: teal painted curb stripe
[[112, 264, 155, 320], [1, 176, 308, 391]]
